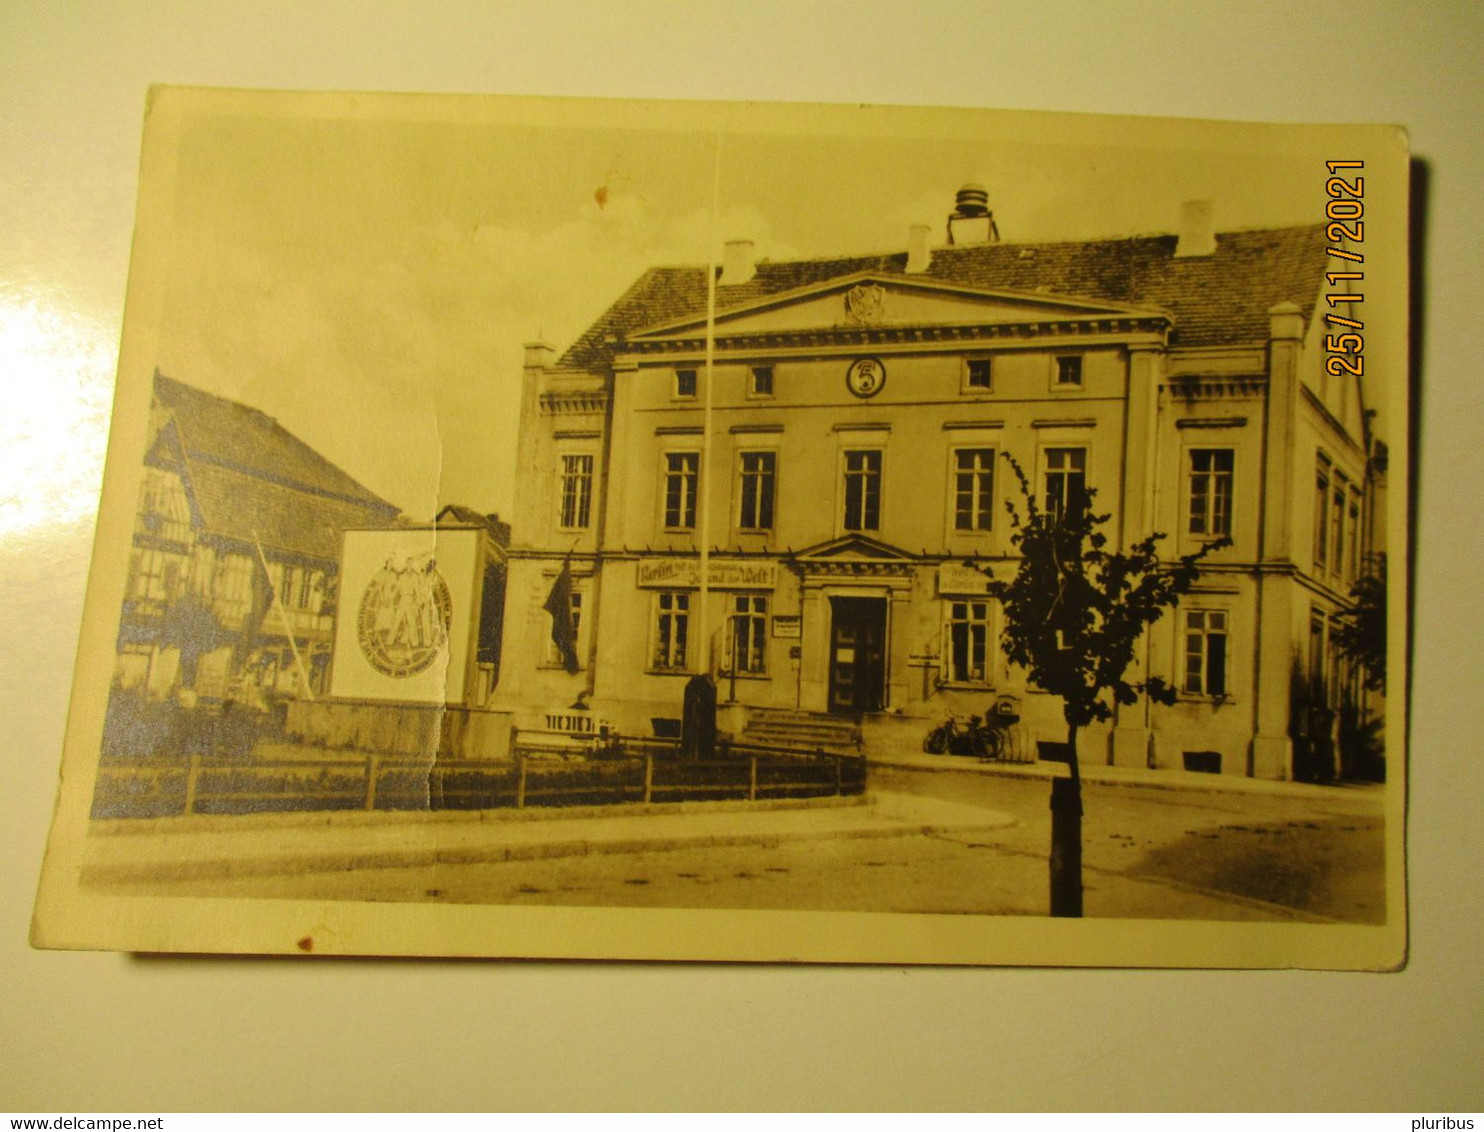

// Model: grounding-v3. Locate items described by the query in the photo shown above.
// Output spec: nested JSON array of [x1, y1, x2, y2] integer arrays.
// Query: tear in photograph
[[33, 89, 1408, 967]]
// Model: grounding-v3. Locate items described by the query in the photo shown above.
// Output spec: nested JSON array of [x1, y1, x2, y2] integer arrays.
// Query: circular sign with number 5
[[846, 357, 886, 398]]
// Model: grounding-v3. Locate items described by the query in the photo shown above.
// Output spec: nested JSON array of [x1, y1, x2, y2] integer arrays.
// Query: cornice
[[618, 316, 1172, 357], [539, 390, 609, 415], [1162, 374, 1267, 401]]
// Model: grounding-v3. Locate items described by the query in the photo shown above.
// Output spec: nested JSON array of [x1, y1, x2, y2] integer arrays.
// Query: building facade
[[117, 373, 403, 705], [499, 191, 1382, 780]]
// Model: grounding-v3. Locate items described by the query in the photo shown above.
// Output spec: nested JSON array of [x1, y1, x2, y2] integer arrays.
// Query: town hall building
[[497, 187, 1382, 781]]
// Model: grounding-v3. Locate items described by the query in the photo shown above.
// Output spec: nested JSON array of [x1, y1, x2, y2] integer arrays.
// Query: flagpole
[[697, 132, 721, 677], [251, 529, 315, 702]]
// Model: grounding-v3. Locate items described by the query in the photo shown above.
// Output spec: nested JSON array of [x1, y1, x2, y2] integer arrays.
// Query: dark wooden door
[[828, 597, 886, 714]]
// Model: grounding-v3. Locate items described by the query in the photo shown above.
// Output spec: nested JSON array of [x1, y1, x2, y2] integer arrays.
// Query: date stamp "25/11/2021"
[[1324, 161, 1368, 381]]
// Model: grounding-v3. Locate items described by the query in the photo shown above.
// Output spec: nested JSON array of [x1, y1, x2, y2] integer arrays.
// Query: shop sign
[[636, 558, 777, 589], [937, 562, 992, 596]]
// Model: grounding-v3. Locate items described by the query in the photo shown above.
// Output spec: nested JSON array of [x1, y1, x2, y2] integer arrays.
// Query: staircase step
[[742, 726, 860, 744], [739, 708, 863, 754], [750, 710, 844, 723], [739, 726, 860, 753], [741, 730, 860, 751], [744, 720, 859, 735]]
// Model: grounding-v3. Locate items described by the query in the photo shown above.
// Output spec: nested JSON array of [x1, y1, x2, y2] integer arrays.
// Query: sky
[[145, 95, 1352, 519]]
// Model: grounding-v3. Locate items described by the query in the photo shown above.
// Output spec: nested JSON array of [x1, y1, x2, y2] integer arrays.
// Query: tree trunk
[[1049, 723, 1084, 917]]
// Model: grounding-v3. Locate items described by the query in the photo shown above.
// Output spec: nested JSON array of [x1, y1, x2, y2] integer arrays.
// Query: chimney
[[946, 183, 1000, 246], [906, 224, 932, 273], [720, 239, 756, 286], [523, 341, 556, 370], [1174, 199, 1216, 258], [1268, 301, 1304, 341]]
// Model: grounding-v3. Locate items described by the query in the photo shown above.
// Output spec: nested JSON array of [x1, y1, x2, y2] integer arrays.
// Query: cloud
[[158, 187, 797, 518]]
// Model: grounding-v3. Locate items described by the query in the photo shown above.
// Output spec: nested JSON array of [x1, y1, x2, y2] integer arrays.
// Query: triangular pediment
[[793, 533, 919, 562], [628, 273, 1162, 342]]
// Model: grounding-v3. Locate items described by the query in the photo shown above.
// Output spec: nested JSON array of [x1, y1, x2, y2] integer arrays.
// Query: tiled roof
[[155, 374, 396, 509], [435, 504, 512, 546], [187, 463, 399, 561], [559, 224, 1329, 368], [154, 374, 400, 561]]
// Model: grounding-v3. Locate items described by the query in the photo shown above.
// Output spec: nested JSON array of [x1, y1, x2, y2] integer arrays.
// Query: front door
[[827, 597, 886, 715]]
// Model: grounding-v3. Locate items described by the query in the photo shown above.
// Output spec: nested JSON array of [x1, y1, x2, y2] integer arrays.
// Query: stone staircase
[[737, 708, 863, 756]]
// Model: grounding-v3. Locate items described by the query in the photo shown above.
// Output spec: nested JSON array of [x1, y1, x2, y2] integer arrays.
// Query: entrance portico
[[791, 535, 916, 717]]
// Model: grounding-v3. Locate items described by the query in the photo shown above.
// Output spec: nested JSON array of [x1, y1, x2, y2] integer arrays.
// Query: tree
[[1332, 553, 1386, 694], [984, 455, 1228, 917]]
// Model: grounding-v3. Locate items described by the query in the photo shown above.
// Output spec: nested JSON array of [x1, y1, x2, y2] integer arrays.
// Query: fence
[[90, 743, 866, 819]]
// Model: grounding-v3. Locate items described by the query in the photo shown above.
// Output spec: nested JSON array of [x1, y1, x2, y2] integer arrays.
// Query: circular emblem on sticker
[[845, 356, 886, 398], [357, 556, 453, 678]]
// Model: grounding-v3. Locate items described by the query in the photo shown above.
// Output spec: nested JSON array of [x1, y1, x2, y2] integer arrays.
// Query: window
[[652, 591, 690, 670], [749, 366, 774, 397], [559, 454, 594, 529], [297, 568, 314, 610], [137, 467, 192, 542], [1347, 486, 1362, 582], [1183, 610, 1228, 697], [674, 368, 698, 398], [737, 451, 776, 530], [946, 600, 991, 684], [732, 595, 767, 674], [213, 555, 253, 617], [1055, 355, 1083, 387], [282, 566, 314, 610], [964, 357, 993, 391], [1327, 615, 1344, 709], [1314, 453, 1331, 569], [663, 452, 700, 529], [1330, 470, 1348, 575], [545, 586, 583, 668], [1188, 449, 1234, 538], [1308, 609, 1328, 704], [953, 448, 995, 531], [128, 547, 170, 602], [842, 449, 882, 531], [1043, 447, 1087, 519]]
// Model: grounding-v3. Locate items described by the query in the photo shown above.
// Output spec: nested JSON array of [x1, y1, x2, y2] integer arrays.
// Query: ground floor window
[[732, 595, 767, 674], [1182, 609, 1228, 696], [652, 591, 690, 670], [544, 583, 584, 669], [946, 599, 991, 684]]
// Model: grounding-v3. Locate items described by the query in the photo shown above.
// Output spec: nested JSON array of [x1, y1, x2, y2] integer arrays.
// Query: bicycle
[[923, 714, 1006, 760]]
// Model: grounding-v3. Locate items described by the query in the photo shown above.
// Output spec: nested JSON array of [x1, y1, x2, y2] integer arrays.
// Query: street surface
[[103, 763, 1386, 922]]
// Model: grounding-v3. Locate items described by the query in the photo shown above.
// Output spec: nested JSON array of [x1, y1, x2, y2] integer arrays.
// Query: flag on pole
[[543, 558, 579, 674], [235, 555, 275, 669]]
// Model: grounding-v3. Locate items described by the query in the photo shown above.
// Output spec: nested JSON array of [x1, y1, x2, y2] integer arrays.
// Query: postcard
[[33, 88, 1408, 966]]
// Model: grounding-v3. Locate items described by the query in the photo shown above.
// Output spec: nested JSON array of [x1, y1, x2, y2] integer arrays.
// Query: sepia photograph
[[32, 88, 1408, 967]]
